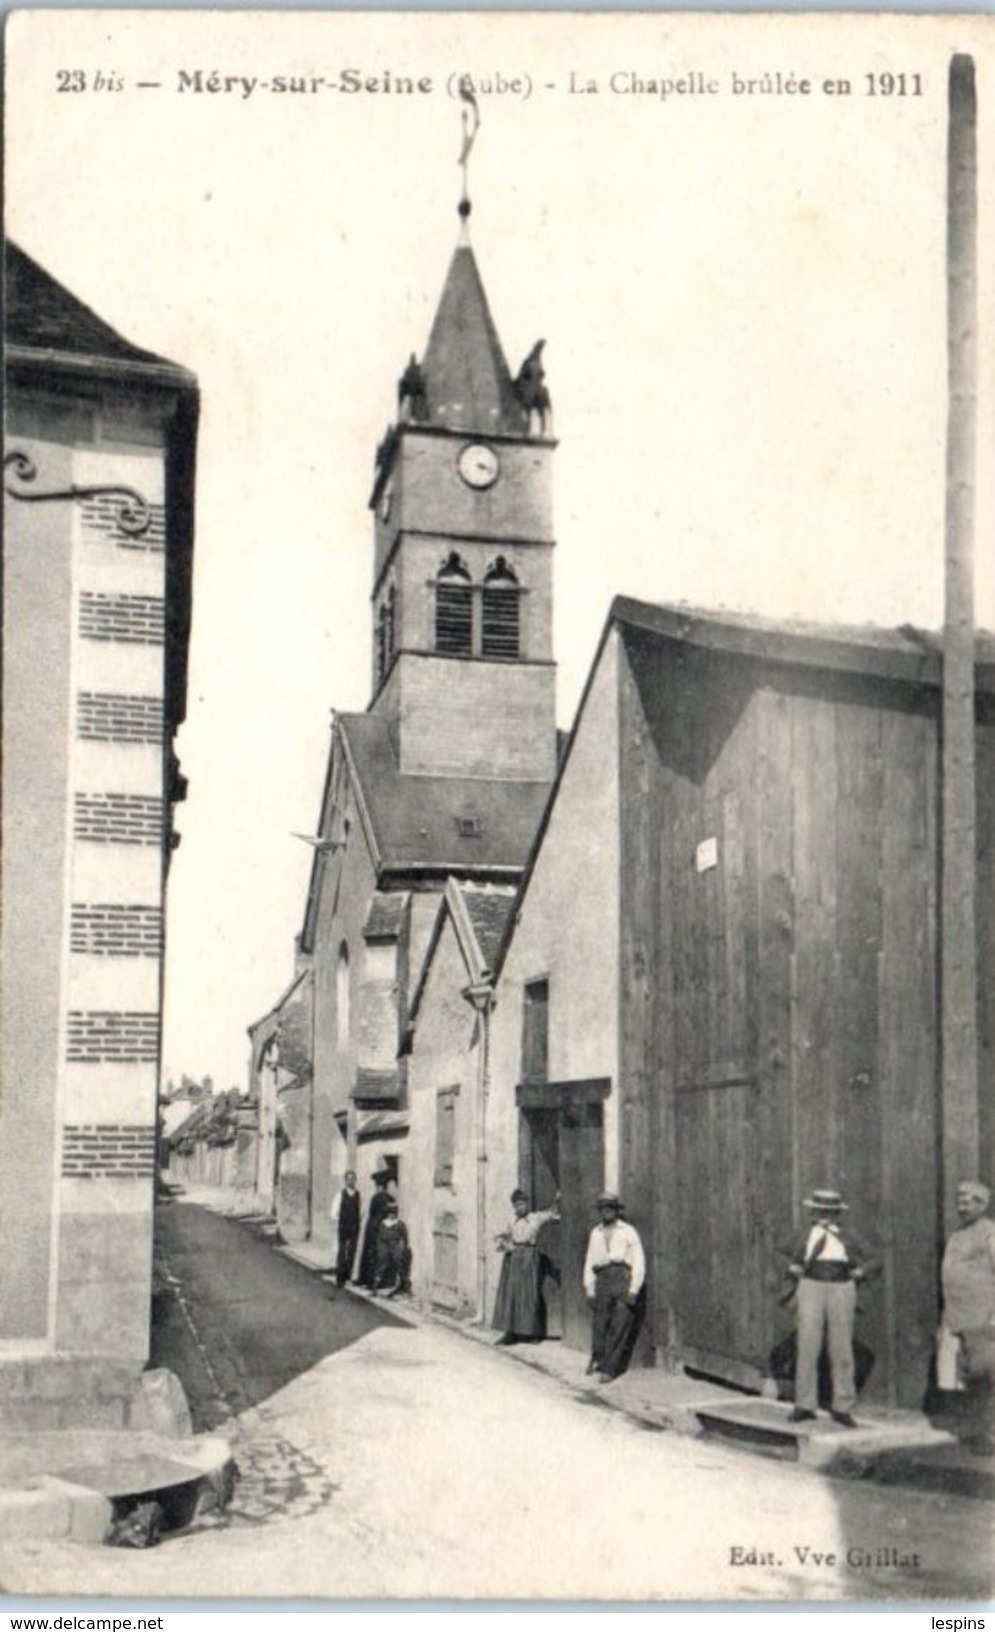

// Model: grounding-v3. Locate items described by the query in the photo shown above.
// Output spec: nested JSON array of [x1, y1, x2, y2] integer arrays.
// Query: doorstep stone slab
[[54, 1453, 209, 1500]]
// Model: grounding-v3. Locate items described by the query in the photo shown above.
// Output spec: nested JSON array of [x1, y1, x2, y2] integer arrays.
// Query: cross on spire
[[457, 80, 480, 232]]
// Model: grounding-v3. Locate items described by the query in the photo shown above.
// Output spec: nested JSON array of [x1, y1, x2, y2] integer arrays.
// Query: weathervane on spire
[[457, 79, 480, 225]]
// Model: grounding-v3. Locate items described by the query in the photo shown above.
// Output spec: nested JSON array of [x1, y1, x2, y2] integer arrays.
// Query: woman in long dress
[[356, 1169, 392, 1287], [492, 1188, 559, 1345]]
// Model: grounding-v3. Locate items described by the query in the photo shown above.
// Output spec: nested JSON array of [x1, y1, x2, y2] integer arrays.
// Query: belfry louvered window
[[482, 557, 520, 659], [435, 554, 473, 655]]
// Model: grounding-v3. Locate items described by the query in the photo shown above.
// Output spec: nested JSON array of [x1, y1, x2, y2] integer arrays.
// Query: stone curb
[[0, 1479, 112, 1545]]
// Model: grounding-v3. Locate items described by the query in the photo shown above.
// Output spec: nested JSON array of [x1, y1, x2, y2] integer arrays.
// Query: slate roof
[[275, 995, 313, 1088], [339, 712, 552, 876], [613, 597, 995, 692], [247, 968, 312, 1081], [5, 241, 191, 380], [5, 241, 199, 740], [363, 892, 409, 941], [354, 1068, 400, 1106], [457, 882, 517, 972], [357, 1110, 410, 1141], [420, 245, 527, 435]]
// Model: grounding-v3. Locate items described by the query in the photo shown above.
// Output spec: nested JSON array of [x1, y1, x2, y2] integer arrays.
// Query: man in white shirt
[[583, 1191, 646, 1383]]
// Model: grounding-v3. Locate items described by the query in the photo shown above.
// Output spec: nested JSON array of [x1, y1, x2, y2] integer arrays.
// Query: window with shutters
[[522, 978, 549, 1084], [434, 1086, 458, 1186], [481, 557, 520, 659], [435, 554, 472, 655]]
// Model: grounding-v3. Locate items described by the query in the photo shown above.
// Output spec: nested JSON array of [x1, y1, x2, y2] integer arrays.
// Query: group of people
[[491, 1187, 646, 1383], [331, 1163, 411, 1299], [490, 1176, 995, 1449], [334, 1155, 995, 1448]]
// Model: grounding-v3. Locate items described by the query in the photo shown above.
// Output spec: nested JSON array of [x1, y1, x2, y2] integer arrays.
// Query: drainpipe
[[463, 978, 494, 1324]]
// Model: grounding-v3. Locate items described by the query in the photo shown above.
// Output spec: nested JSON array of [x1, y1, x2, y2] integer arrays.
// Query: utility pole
[[941, 52, 979, 1221]]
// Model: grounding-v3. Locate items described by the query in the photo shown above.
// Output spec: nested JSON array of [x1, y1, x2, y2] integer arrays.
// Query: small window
[[454, 814, 481, 839], [337, 944, 350, 1044], [435, 1086, 458, 1186], [522, 978, 549, 1084], [482, 557, 520, 660], [435, 554, 473, 656]]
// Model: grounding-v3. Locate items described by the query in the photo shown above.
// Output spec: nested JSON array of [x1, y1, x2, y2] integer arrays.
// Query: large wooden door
[[557, 1099, 605, 1349], [519, 1081, 608, 1352], [521, 1106, 563, 1338], [674, 1078, 767, 1383]]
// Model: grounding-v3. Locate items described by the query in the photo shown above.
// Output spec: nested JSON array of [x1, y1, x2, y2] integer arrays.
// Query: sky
[[7, 11, 995, 1092]]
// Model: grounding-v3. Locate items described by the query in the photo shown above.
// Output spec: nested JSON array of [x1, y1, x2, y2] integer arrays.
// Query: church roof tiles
[[339, 712, 550, 876]]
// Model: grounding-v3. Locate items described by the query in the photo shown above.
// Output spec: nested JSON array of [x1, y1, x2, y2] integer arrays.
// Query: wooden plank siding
[[616, 624, 967, 1405], [878, 701, 940, 1403], [756, 686, 797, 1366], [616, 634, 663, 1361], [832, 699, 886, 1390]]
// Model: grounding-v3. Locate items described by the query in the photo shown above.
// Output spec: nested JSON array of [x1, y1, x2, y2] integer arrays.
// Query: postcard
[[3, 8, 994, 1605]]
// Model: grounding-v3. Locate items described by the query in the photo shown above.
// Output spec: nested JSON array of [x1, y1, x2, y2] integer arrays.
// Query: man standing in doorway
[[941, 1180, 995, 1456], [332, 1170, 361, 1289], [583, 1191, 645, 1383]]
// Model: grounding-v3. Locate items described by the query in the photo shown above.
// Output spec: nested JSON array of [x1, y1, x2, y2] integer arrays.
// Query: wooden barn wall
[[619, 628, 947, 1407]]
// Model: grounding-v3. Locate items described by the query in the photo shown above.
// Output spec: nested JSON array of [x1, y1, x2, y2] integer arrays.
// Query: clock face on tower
[[457, 442, 500, 490]]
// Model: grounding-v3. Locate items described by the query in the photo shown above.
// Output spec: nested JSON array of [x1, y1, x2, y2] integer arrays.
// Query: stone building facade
[[1, 243, 197, 1420]]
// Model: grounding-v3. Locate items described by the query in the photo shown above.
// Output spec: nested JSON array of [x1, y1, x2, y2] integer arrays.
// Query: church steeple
[[418, 246, 527, 436], [366, 128, 557, 787]]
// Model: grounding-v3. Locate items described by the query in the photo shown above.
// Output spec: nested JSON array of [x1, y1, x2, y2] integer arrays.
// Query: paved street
[[150, 1199, 402, 1431], [0, 1201, 991, 1604]]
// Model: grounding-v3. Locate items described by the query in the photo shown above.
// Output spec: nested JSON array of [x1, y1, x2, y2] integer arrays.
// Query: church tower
[[367, 188, 557, 785]]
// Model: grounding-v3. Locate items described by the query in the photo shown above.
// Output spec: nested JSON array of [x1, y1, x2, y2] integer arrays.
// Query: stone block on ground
[[128, 1368, 193, 1437]]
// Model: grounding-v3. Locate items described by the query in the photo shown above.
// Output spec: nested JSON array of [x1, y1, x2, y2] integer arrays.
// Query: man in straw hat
[[582, 1191, 645, 1383], [784, 1188, 874, 1428], [940, 1180, 995, 1456]]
